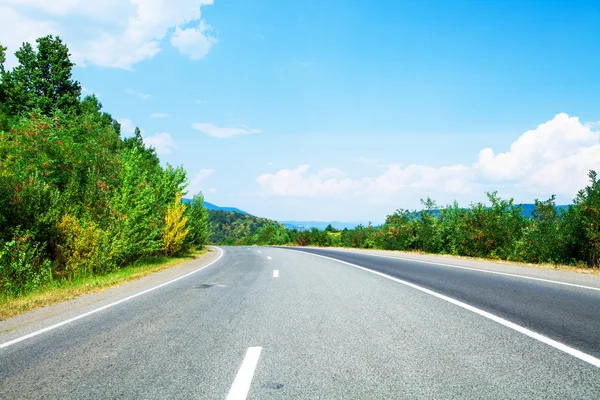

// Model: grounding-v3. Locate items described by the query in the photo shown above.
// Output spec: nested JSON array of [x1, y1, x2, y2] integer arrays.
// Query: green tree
[[573, 170, 600, 267], [414, 198, 441, 253], [109, 147, 162, 264], [516, 196, 565, 263], [3, 36, 81, 116], [0, 43, 9, 132], [187, 193, 209, 247], [382, 209, 415, 250]]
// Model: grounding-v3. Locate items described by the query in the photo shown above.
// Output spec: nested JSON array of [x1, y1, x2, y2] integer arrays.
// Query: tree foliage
[[220, 182, 599, 269], [0, 35, 207, 297]]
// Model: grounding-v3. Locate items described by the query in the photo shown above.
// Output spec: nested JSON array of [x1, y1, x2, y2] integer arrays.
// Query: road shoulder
[[0, 247, 220, 342]]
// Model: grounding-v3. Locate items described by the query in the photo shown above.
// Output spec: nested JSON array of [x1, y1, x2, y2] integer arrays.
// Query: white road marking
[[301, 251, 600, 368], [226, 346, 262, 400], [257, 250, 262, 254], [0, 248, 225, 350], [342, 250, 600, 292], [273, 270, 279, 278], [267, 256, 272, 260]]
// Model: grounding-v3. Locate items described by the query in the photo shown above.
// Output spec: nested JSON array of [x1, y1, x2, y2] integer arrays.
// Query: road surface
[[1, 246, 599, 399]]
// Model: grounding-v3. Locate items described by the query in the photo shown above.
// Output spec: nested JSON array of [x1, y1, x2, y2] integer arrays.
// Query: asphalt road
[[1, 246, 599, 399]]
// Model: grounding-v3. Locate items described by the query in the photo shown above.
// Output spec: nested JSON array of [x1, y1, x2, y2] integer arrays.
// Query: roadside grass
[[0, 248, 208, 321], [280, 244, 600, 276]]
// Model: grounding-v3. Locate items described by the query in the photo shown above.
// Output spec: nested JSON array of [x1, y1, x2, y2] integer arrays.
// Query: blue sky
[[1, 0, 600, 222]]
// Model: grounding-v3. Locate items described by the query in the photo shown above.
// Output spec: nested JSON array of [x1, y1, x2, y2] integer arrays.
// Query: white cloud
[[192, 122, 261, 138], [118, 118, 135, 136], [0, 6, 61, 68], [143, 132, 176, 155], [187, 168, 215, 195], [150, 113, 169, 118], [171, 22, 216, 60], [208, 187, 217, 194], [364, 164, 475, 202], [257, 165, 368, 197], [0, 0, 216, 69], [256, 114, 600, 204], [475, 113, 600, 195], [126, 88, 152, 100]]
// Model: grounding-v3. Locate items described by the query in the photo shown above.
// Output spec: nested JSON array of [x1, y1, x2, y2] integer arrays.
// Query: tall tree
[[574, 170, 600, 267], [0, 43, 5, 72], [3, 36, 81, 116], [0, 43, 9, 131], [186, 193, 209, 247]]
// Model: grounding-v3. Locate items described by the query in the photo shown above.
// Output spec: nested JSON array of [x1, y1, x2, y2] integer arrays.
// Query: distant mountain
[[203, 201, 250, 215], [182, 198, 250, 215], [279, 221, 372, 231]]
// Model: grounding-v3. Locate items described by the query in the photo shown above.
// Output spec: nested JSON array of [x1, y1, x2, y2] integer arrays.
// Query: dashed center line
[[273, 270, 279, 278], [226, 346, 262, 400], [267, 256, 272, 260], [257, 250, 262, 254]]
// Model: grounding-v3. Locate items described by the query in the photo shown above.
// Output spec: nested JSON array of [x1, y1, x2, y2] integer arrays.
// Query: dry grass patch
[[0, 248, 207, 321]]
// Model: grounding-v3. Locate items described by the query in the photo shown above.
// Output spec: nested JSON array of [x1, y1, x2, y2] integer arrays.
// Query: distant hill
[[182, 198, 250, 215], [279, 221, 371, 231], [207, 210, 280, 244], [203, 201, 250, 215]]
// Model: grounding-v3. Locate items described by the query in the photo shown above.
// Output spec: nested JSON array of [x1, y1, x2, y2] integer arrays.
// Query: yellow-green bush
[[163, 193, 189, 256], [56, 215, 114, 278]]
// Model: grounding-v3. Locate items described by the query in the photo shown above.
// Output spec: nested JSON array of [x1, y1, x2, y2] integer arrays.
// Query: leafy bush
[[0, 232, 51, 297], [163, 193, 189, 256], [56, 215, 114, 278]]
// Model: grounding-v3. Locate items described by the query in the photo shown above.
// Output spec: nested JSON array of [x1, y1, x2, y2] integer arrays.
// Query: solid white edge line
[[300, 251, 600, 368], [273, 270, 279, 278], [333, 249, 600, 292], [0, 247, 225, 350], [226, 346, 262, 400]]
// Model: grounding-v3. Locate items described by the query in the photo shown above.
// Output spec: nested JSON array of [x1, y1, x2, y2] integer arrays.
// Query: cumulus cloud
[[365, 164, 475, 201], [256, 165, 368, 197], [171, 22, 217, 60], [475, 113, 600, 195], [187, 168, 215, 195], [0, 0, 216, 69], [256, 114, 600, 204], [192, 122, 261, 138], [143, 132, 176, 155], [0, 6, 61, 68]]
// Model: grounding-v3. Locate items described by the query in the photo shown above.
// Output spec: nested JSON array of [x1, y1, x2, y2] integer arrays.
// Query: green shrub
[[56, 215, 115, 278], [0, 232, 51, 297]]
